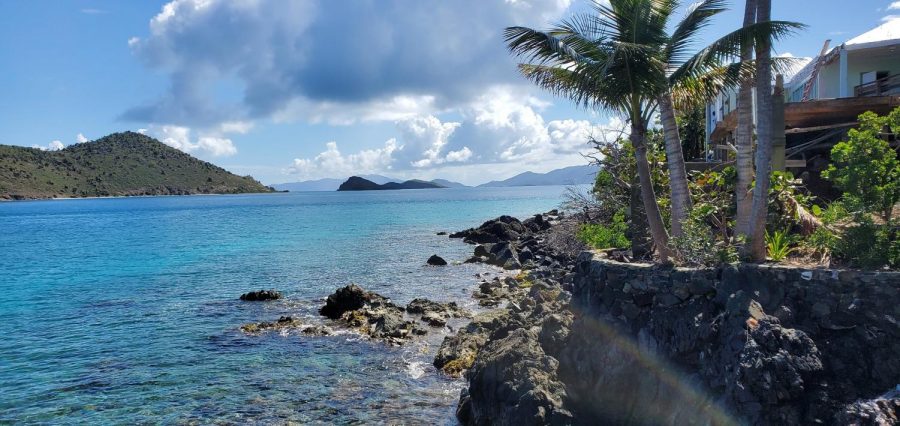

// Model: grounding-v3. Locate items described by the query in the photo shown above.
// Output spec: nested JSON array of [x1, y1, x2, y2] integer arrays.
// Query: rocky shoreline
[[238, 210, 899, 425]]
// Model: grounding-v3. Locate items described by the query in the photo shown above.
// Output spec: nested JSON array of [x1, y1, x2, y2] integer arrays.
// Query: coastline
[[431, 210, 900, 425]]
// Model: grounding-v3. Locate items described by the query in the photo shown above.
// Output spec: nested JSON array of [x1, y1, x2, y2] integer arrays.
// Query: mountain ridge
[[478, 164, 598, 187], [0, 131, 273, 200]]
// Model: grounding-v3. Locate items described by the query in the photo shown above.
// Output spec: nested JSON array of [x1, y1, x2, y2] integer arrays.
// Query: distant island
[[478, 164, 598, 187], [337, 176, 446, 191], [274, 166, 597, 192], [274, 175, 467, 192], [0, 131, 274, 200]]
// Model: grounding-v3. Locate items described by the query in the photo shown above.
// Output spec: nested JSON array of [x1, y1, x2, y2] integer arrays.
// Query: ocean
[[0, 186, 569, 424]]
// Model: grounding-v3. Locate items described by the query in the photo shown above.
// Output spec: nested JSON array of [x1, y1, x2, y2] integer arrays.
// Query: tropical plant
[[765, 229, 795, 261], [822, 108, 900, 223], [746, 0, 776, 261], [734, 0, 757, 238], [577, 211, 631, 250], [504, 0, 801, 260]]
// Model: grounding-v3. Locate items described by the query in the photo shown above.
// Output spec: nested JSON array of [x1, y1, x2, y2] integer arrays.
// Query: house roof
[[783, 56, 814, 87], [844, 19, 900, 50]]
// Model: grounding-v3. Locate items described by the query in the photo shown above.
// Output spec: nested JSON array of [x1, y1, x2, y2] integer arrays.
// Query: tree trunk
[[734, 0, 757, 238], [630, 122, 672, 261], [747, 0, 773, 261], [657, 93, 692, 239], [629, 174, 652, 259]]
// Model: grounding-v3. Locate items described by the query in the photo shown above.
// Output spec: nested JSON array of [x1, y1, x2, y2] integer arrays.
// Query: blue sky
[[1, 0, 897, 185]]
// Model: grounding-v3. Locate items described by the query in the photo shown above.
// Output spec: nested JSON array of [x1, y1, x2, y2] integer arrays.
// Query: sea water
[[0, 186, 569, 424]]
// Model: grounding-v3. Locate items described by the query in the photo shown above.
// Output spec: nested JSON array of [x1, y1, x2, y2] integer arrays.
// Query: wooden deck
[[709, 95, 900, 141]]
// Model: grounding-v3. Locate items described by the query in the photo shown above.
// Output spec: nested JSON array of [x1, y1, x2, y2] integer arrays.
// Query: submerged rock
[[240, 316, 332, 336], [427, 254, 448, 266], [239, 289, 282, 301], [320, 284, 424, 345]]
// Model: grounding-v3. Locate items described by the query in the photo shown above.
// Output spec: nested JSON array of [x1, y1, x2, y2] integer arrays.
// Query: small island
[[337, 176, 447, 191]]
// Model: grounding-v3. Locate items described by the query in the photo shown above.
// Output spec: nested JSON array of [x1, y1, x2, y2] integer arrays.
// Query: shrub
[[833, 218, 900, 269], [577, 211, 629, 250], [672, 211, 739, 267], [822, 109, 900, 222]]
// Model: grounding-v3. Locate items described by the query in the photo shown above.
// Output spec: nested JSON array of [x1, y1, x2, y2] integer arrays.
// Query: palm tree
[[734, 0, 757, 238], [505, 0, 799, 259], [747, 0, 774, 260]]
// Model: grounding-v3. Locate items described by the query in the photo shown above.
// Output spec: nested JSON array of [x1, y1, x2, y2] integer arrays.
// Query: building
[[703, 20, 900, 175]]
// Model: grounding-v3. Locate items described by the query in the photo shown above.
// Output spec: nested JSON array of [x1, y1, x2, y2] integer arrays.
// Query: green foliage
[[577, 211, 630, 250], [676, 102, 706, 161], [672, 211, 739, 267], [822, 108, 900, 222], [0, 132, 272, 199], [765, 229, 796, 261], [832, 218, 900, 269]]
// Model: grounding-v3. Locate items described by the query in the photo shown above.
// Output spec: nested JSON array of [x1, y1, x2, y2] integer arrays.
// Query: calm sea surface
[[0, 186, 569, 424]]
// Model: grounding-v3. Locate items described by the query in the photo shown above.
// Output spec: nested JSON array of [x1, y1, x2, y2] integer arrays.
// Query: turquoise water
[[0, 186, 568, 424]]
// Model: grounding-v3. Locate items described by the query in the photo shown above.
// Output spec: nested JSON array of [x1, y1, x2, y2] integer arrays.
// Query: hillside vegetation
[[0, 131, 273, 200]]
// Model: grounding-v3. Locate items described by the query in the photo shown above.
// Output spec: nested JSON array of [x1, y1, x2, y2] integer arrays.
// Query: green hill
[[0, 131, 274, 200]]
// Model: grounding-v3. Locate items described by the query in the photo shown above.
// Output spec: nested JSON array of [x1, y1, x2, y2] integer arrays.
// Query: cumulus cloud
[[33, 140, 65, 151], [125, 0, 572, 126], [76, 133, 89, 143], [147, 124, 239, 157], [889, 2, 900, 11], [285, 87, 624, 179], [287, 140, 398, 179]]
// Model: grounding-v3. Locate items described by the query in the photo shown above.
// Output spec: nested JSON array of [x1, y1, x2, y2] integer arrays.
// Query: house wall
[[818, 61, 841, 99], [844, 48, 900, 96]]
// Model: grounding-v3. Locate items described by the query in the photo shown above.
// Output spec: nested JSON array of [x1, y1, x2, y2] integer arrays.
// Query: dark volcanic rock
[[459, 328, 574, 425], [319, 284, 424, 345], [450, 215, 527, 244], [427, 255, 448, 266], [240, 316, 333, 336], [239, 289, 282, 301], [319, 284, 390, 319]]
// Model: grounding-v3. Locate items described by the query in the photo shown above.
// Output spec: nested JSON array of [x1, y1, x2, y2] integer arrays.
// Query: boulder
[[239, 289, 282, 301], [427, 254, 448, 266], [459, 328, 574, 425], [319, 284, 393, 319]]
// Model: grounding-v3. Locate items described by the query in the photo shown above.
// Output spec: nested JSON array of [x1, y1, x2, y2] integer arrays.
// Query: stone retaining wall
[[562, 252, 899, 424]]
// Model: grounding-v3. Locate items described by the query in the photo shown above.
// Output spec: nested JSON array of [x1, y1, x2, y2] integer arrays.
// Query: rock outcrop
[[446, 212, 899, 425], [427, 255, 448, 266], [239, 289, 282, 301], [319, 284, 426, 345]]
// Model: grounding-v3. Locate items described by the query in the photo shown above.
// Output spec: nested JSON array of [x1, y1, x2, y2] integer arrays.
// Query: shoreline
[[434, 211, 900, 425], [0, 191, 283, 203]]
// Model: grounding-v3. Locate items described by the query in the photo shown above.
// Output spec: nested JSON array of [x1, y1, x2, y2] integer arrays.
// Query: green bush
[[822, 109, 900, 222], [833, 218, 900, 269], [577, 211, 630, 250], [765, 229, 796, 261]]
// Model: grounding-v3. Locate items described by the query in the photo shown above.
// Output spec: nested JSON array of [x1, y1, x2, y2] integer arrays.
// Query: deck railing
[[854, 74, 900, 97]]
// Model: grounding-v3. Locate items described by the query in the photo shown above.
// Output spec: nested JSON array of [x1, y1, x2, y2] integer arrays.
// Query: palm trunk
[[734, 0, 757, 238], [630, 121, 672, 261], [747, 0, 773, 261], [657, 92, 692, 239]]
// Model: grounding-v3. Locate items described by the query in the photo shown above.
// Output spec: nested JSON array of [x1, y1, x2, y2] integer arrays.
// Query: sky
[[1, 0, 898, 185]]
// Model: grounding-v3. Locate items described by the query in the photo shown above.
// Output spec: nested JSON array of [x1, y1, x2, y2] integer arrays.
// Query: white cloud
[[148, 125, 237, 157], [287, 140, 398, 179], [32, 140, 65, 151], [889, 2, 900, 11], [284, 86, 623, 180], [76, 133, 89, 143], [125, 0, 573, 126], [883, 14, 900, 22]]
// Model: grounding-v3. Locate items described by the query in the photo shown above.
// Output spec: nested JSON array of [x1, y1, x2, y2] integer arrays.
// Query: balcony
[[855, 74, 900, 97]]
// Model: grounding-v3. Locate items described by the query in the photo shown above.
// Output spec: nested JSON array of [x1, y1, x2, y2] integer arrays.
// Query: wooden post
[[772, 75, 786, 171]]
